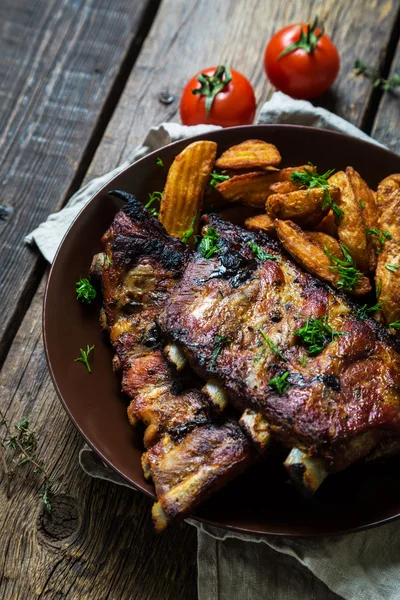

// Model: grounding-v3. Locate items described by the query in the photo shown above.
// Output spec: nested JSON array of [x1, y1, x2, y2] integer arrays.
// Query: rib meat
[[160, 214, 400, 472], [96, 192, 254, 528]]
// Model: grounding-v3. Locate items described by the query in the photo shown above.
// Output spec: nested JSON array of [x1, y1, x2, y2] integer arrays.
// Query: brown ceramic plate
[[44, 125, 400, 537]]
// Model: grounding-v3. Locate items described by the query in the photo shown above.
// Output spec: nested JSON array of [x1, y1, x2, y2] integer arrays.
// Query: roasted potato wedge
[[269, 180, 300, 194], [275, 220, 371, 296], [244, 213, 276, 236], [346, 167, 378, 272], [376, 174, 400, 237], [306, 231, 344, 260], [215, 171, 280, 207], [159, 141, 217, 243], [314, 210, 338, 237], [328, 170, 370, 273], [375, 241, 400, 327], [215, 139, 281, 170], [266, 187, 338, 228]]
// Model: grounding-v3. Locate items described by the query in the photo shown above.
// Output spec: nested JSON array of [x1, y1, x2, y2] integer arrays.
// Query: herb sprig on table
[[290, 163, 344, 220], [354, 60, 400, 92], [0, 413, 56, 513], [74, 345, 95, 373]]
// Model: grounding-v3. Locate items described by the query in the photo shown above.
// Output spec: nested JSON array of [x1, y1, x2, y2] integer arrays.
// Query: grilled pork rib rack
[[93, 191, 400, 530]]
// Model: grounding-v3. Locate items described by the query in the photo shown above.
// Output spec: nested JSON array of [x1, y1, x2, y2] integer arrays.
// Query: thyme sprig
[[290, 163, 343, 220], [145, 191, 163, 217], [354, 60, 400, 92], [74, 345, 95, 373], [325, 244, 363, 291], [294, 316, 344, 355], [0, 414, 56, 513]]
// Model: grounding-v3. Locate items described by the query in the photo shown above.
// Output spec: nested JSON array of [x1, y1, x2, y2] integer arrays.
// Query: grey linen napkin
[[31, 92, 399, 600]]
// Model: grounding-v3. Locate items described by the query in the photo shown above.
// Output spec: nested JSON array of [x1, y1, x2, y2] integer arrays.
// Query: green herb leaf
[[355, 300, 385, 319], [258, 328, 286, 361], [156, 157, 164, 167], [366, 229, 392, 254], [76, 277, 96, 304], [376, 279, 382, 299], [386, 264, 399, 272], [210, 334, 232, 370], [74, 344, 94, 373], [210, 170, 230, 189], [290, 163, 343, 220], [359, 198, 365, 208], [389, 320, 400, 330], [248, 241, 278, 261], [295, 316, 344, 355], [179, 217, 197, 244], [192, 65, 232, 118], [269, 371, 290, 395], [297, 355, 307, 367], [145, 191, 163, 217], [105, 255, 112, 266], [324, 244, 363, 291], [199, 227, 220, 259]]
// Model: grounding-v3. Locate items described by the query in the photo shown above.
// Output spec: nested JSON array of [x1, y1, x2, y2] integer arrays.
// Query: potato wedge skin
[[376, 241, 400, 326], [215, 139, 281, 169], [269, 180, 299, 194], [346, 167, 378, 272], [244, 213, 276, 236], [314, 210, 338, 237], [329, 170, 370, 273], [275, 220, 371, 296], [266, 187, 337, 228], [159, 141, 217, 242], [376, 174, 400, 237], [306, 231, 344, 260], [216, 171, 280, 207]]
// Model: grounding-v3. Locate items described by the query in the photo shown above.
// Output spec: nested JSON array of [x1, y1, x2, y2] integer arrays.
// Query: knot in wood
[[38, 495, 79, 542]]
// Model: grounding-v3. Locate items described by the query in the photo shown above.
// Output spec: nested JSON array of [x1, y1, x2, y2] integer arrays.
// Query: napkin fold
[[33, 92, 400, 600]]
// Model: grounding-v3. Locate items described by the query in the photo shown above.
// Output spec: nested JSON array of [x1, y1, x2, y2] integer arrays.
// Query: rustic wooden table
[[0, 0, 399, 598]]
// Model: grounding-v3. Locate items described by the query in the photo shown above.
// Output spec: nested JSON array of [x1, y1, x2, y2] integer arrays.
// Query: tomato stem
[[192, 65, 232, 118], [277, 15, 324, 60]]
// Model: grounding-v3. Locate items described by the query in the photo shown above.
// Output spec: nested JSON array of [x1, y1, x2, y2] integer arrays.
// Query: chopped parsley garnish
[[376, 279, 382, 298], [297, 355, 307, 367], [389, 321, 400, 330], [74, 345, 94, 373], [145, 191, 163, 217], [359, 198, 365, 208], [294, 316, 344, 355], [180, 217, 197, 244], [366, 229, 392, 254], [199, 227, 220, 259], [75, 278, 96, 304], [355, 300, 385, 319], [248, 241, 277, 261], [269, 371, 290, 395], [210, 334, 231, 369], [210, 169, 230, 189], [386, 264, 399, 272], [156, 157, 164, 167], [252, 328, 286, 362], [325, 243, 363, 291], [105, 255, 112, 266], [290, 163, 343, 220]]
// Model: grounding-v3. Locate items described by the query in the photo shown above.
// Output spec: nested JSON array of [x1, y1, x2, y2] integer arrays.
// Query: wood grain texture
[[86, 0, 400, 182], [0, 280, 197, 600], [371, 37, 400, 152], [0, 0, 158, 365]]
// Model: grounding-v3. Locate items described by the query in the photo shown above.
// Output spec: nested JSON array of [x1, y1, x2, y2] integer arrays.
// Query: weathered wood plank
[[0, 280, 197, 600], [371, 37, 400, 152], [86, 0, 400, 182], [0, 0, 158, 365]]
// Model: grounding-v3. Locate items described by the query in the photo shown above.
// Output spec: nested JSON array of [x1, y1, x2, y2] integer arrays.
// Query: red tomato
[[264, 17, 340, 99], [180, 65, 256, 127]]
